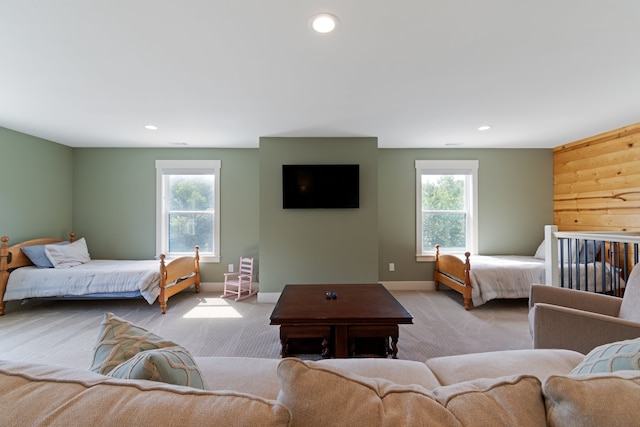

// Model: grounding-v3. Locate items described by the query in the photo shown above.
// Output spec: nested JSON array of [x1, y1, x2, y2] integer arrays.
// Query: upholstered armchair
[[529, 266, 640, 354]]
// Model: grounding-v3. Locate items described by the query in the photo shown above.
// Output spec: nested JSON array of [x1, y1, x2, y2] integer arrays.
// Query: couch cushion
[[317, 357, 441, 389], [426, 349, 584, 385], [543, 371, 640, 426], [90, 313, 178, 375], [195, 356, 282, 400], [277, 358, 462, 427], [432, 375, 546, 427], [0, 359, 291, 427], [571, 337, 640, 374], [109, 346, 207, 389]]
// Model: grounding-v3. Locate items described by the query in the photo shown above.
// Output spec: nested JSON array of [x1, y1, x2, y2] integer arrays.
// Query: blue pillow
[[21, 242, 69, 268], [579, 240, 600, 264]]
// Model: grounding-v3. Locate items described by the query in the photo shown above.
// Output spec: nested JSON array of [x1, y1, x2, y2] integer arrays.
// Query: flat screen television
[[282, 164, 359, 209]]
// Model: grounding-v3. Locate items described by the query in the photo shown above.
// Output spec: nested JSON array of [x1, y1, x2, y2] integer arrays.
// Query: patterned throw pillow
[[570, 337, 640, 374], [90, 312, 179, 375], [109, 346, 207, 389]]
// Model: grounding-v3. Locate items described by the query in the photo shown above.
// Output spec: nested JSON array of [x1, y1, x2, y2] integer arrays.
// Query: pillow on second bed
[[21, 241, 69, 268], [45, 237, 91, 268]]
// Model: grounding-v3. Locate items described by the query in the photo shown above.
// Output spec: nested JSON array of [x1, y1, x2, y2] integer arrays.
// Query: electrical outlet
[[389, 263, 395, 272], [228, 264, 234, 273]]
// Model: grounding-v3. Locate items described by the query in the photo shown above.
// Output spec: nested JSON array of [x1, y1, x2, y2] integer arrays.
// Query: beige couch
[[4, 347, 640, 426]]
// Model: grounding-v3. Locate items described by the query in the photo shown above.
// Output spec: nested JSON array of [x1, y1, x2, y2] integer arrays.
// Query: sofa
[[4, 313, 640, 426]]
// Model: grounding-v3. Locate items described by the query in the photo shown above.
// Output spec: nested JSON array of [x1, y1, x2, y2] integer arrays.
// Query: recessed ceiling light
[[478, 125, 491, 131], [144, 124, 158, 130], [309, 13, 339, 33]]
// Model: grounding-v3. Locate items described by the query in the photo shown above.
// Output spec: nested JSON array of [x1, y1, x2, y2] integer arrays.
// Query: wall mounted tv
[[282, 164, 360, 209]]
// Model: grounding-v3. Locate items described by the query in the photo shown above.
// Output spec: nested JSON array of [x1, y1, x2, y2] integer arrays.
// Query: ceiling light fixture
[[309, 13, 339, 33], [144, 124, 158, 130], [478, 125, 491, 131]]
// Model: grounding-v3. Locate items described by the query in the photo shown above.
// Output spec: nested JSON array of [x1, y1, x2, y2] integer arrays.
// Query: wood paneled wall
[[554, 122, 640, 232]]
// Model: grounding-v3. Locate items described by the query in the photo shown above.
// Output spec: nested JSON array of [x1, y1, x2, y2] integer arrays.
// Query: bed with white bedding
[[0, 233, 200, 316], [434, 227, 626, 310]]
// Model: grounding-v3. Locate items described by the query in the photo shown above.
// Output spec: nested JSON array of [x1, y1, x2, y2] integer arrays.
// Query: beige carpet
[[0, 288, 532, 369]]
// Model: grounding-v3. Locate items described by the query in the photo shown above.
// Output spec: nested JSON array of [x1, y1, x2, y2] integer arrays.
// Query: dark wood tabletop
[[269, 283, 413, 325], [270, 283, 413, 358]]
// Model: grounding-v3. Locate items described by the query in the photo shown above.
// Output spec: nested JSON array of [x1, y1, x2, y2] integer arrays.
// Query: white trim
[[155, 160, 221, 262], [379, 281, 434, 291], [255, 281, 435, 303], [415, 160, 479, 256]]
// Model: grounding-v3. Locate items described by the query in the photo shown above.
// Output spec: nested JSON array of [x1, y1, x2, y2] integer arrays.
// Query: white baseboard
[[247, 281, 436, 304], [379, 281, 435, 291]]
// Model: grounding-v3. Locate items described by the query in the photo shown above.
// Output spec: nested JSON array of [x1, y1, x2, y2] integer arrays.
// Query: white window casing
[[415, 160, 478, 261], [156, 160, 221, 263]]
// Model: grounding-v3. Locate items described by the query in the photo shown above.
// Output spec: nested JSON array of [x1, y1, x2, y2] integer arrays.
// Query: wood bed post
[[434, 245, 441, 291], [159, 253, 168, 314], [194, 245, 200, 293], [69, 232, 76, 243], [0, 236, 9, 316], [463, 252, 471, 310]]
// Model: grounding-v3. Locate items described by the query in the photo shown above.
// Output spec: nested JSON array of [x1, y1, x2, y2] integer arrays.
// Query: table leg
[[389, 333, 399, 359], [334, 325, 348, 358]]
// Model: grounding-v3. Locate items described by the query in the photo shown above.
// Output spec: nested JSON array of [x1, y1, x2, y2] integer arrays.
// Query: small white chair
[[221, 257, 257, 301]]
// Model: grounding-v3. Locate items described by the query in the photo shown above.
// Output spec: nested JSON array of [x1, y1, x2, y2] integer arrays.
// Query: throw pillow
[[45, 237, 91, 268], [21, 241, 69, 268], [543, 371, 640, 426], [109, 346, 207, 389], [276, 358, 460, 427], [570, 337, 640, 374], [432, 375, 546, 427], [90, 312, 178, 375]]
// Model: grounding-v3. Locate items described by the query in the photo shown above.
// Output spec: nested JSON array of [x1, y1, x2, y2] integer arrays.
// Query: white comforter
[[5, 260, 162, 304], [460, 255, 545, 307], [458, 255, 623, 307]]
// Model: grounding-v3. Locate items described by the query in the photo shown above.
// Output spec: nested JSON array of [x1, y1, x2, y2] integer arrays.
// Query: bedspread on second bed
[[5, 260, 162, 304], [457, 255, 546, 307]]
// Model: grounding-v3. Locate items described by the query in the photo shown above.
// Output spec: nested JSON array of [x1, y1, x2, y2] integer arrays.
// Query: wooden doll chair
[[221, 257, 257, 301]]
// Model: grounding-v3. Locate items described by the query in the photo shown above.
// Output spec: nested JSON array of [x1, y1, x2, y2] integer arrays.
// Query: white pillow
[[45, 237, 91, 268], [534, 241, 545, 259], [533, 239, 583, 263]]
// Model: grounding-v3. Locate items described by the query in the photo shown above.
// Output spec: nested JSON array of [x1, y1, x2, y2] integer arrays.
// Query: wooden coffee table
[[269, 283, 413, 358]]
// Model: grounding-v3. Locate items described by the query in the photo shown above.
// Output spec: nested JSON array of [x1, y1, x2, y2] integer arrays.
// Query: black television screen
[[282, 164, 359, 209]]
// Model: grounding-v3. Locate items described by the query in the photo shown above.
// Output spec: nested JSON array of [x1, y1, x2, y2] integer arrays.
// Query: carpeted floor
[[0, 288, 532, 369]]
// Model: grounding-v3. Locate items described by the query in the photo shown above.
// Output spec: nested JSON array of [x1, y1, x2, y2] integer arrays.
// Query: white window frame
[[155, 160, 221, 263], [415, 160, 478, 261]]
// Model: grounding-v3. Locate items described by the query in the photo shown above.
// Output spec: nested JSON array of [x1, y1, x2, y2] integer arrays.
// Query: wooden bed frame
[[0, 233, 200, 316], [433, 245, 473, 310]]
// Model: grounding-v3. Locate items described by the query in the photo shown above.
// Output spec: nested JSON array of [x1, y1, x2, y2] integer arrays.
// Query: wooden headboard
[[0, 233, 77, 271]]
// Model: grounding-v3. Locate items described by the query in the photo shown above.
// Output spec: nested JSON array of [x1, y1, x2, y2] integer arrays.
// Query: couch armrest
[[529, 284, 622, 317], [532, 303, 640, 354]]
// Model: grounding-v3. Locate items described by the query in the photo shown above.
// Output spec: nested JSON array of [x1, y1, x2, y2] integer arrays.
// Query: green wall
[[0, 126, 554, 290], [0, 128, 73, 242], [72, 148, 259, 282], [377, 148, 554, 282], [259, 137, 379, 293]]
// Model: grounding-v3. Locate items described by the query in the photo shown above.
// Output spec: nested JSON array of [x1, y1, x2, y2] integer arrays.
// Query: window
[[415, 160, 478, 260], [156, 160, 221, 262]]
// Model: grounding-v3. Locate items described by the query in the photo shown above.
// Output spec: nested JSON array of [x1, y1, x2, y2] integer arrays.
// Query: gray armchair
[[529, 266, 640, 355]]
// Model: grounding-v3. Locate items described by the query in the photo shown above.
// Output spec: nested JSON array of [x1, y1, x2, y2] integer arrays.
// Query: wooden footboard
[[434, 245, 473, 310], [158, 246, 201, 314]]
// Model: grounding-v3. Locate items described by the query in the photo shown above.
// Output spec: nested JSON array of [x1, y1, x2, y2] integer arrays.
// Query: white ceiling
[[1, 1, 639, 149]]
